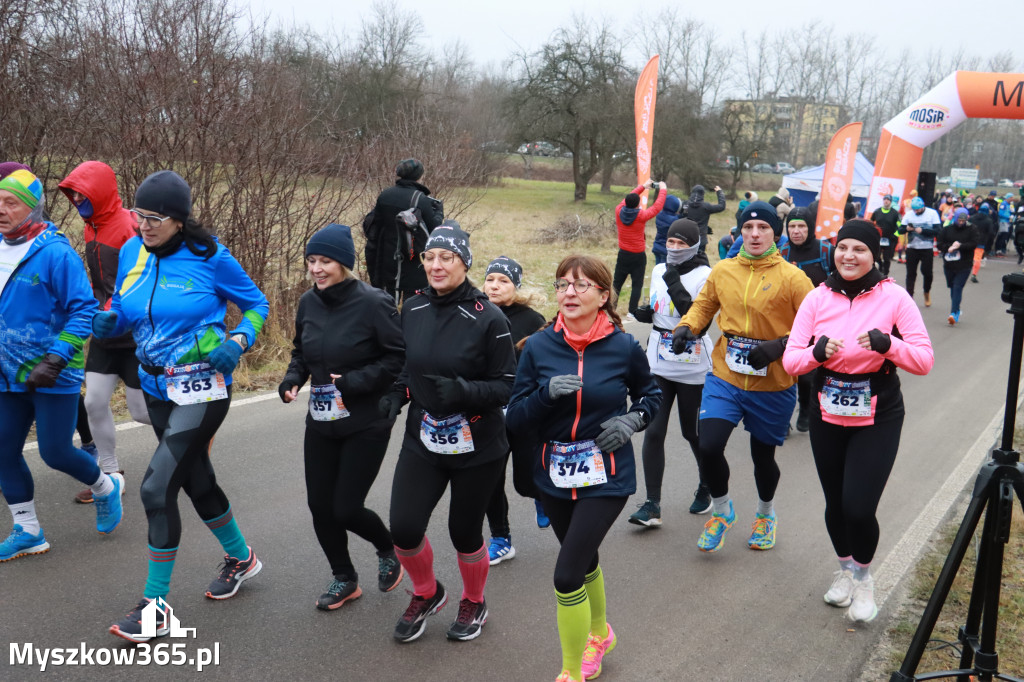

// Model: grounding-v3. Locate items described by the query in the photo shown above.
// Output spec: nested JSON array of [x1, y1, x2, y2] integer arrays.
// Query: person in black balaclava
[[777, 207, 833, 433], [682, 184, 725, 255]]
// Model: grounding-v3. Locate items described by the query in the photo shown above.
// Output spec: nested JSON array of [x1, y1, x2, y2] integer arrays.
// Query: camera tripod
[[890, 274, 1024, 682]]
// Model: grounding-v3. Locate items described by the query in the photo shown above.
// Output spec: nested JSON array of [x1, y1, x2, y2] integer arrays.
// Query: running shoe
[[94, 472, 124, 534], [446, 597, 488, 641], [394, 581, 448, 643], [316, 578, 362, 611], [205, 546, 262, 599], [824, 569, 855, 608], [580, 623, 616, 679], [76, 469, 125, 504], [488, 536, 516, 565], [847, 575, 878, 623], [377, 551, 404, 592], [689, 485, 713, 515], [555, 672, 582, 682], [535, 499, 551, 529], [109, 598, 169, 643], [954, 311, 962, 323], [948, 313, 956, 326], [747, 512, 777, 550], [971, 274, 979, 283], [0, 524, 50, 562], [697, 501, 735, 552], [796, 408, 810, 433], [627, 499, 662, 527]]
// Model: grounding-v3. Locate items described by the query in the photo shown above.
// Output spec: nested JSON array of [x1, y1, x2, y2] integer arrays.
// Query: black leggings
[[485, 454, 512, 538], [389, 451, 506, 553], [77, 394, 93, 444], [539, 493, 627, 593], [612, 249, 647, 315], [905, 248, 934, 295], [304, 425, 394, 581], [808, 409, 904, 564], [640, 376, 702, 502], [141, 388, 232, 549], [797, 373, 813, 414], [697, 417, 780, 501]]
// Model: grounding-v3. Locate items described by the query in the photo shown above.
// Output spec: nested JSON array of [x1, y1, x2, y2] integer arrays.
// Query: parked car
[[1015, 180, 1024, 188], [751, 163, 774, 174], [773, 162, 796, 175], [937, 175, 953, 184], [516, 141, 557, 156], [998, 179, 1015, 188], [980, 178, 995, 186]]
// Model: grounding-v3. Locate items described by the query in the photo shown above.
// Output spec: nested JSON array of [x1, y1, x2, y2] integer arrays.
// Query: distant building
[[724, 97, 846, 167]]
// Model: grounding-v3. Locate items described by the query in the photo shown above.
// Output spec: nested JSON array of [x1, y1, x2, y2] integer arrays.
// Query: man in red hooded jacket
[[59, 161, 151, 503], [613, 179, 666, 318]]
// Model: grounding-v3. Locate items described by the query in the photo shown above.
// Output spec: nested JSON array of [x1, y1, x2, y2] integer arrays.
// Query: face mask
[[666, 242, 699, 265], [76, 198, 94, 219]]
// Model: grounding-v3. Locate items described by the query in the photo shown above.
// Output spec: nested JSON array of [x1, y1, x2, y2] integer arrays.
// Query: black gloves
[[662, 265, 681, 287], [747, 335, 788, 371], [812, 335, 830, 363], [378, 391, 406, 421], [278, 380, 296, 402], [425, 374, 463, 413], [632, 305, 654, 323], [866, 329, 891, 354], [594, 412, 646, 454], [26, 354, 67, 389], [671, 326, 696, 354]]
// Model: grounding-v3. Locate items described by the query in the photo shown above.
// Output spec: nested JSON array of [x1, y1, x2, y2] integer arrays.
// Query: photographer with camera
[[783, 219, 933, 623]]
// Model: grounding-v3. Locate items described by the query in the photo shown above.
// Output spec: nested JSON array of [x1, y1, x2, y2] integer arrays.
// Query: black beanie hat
[[836, 219, 881, 260], [424, 220, 472, 268], [667, 218, 700, 246], [135, 170, 191, 223], [485, 255, 523, 288], [785, 206, 812, 236], [738, 200, 782, 237], [305, 223, 356, 270], [396, 158, 424, 181], [624, 193, 640, 209]]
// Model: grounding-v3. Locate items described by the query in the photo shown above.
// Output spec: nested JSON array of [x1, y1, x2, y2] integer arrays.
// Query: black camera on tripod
[[1000, 272, 1024, 310]]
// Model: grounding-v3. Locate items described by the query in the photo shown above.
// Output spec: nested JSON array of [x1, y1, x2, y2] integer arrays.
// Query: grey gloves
[[594, 412, 646, 454], [547, 374, 583, 400]]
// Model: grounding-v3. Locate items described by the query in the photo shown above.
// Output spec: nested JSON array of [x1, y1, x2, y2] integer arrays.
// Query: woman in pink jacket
[[782, 219, 933, 624]]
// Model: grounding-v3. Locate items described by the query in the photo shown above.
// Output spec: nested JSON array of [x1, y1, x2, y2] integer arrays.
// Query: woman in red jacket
[[783, 220, 933, 623]]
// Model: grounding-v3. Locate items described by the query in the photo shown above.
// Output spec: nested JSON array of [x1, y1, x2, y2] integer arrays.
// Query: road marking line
[[875, 395, 1022, 606]]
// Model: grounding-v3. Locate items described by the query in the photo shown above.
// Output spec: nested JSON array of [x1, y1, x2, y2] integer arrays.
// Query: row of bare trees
[[0, 0, 493, 337]]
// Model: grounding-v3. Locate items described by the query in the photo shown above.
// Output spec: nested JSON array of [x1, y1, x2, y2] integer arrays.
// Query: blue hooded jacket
[[652, 194, 682, 257], [0, 225, 95, 393]]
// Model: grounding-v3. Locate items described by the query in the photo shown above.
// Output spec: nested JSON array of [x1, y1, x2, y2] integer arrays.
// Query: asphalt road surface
[[2, 256, 1022, 682]]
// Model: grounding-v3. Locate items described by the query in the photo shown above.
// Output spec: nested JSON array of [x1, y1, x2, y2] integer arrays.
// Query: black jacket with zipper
[[282, 278, 405, 438], [393, 280, 517, 468]]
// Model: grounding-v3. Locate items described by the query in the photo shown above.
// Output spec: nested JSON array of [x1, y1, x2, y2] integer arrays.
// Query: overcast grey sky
[[253, 0, 1023, 74]]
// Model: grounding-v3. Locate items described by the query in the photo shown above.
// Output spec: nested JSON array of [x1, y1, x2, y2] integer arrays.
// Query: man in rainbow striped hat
[[0, 169, 125, 563]]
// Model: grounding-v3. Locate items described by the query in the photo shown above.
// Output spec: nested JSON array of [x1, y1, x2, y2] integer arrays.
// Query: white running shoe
[[847, 575, 878, 622], [823, 569, 855, 607]]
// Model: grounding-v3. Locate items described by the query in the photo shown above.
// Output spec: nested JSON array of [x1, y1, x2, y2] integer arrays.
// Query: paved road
[[2, 258, 1021, 681]]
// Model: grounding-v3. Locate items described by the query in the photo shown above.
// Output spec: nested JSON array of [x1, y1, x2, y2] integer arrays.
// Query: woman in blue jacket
[[95, 171, 269, 643], [0, 169, 124, 563], [507, 254, 661, 682]]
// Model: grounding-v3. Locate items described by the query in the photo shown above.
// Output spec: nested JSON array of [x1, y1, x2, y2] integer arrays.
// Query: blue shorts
[[699, 374, 797, 446]]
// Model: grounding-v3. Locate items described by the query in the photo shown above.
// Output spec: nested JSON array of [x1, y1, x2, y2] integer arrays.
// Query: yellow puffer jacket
[[677, 249, 813, 392]]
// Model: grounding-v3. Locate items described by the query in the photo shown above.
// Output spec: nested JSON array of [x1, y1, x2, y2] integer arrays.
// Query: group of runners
[[1, 160, 937, 681]]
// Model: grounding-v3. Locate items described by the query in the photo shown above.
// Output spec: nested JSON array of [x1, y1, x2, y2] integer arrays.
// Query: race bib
[[420, 412, 475, 455], [164, 362, 228, 406], [944, 251, 961, 262], [879, 238, 890, 247], [547, 440, 608, 489], [725, 336, 768, 376], [308, 383, 350, 421], [821, 376, 871, 417], [658, 332, 701, 364]]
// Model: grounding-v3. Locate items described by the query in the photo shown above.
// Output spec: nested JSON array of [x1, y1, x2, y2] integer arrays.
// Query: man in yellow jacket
[[672, 201, 813, 553]]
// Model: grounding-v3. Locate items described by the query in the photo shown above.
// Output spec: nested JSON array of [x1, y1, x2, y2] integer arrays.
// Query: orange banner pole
[[815, 122, 863, 240], [634, 56, 659, 208]]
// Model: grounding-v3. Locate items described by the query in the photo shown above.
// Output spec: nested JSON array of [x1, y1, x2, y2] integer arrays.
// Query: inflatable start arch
[[866, 71, 1024, 214]]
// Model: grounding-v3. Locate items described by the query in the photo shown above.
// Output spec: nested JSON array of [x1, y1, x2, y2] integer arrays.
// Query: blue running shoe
[[747, 512, 777, 550], [95, 473, 124, 535], [488, 536, 516, 565], [0, 524, 50, 562], [697, 500, 735, 552], [535, 499, 550, 529]]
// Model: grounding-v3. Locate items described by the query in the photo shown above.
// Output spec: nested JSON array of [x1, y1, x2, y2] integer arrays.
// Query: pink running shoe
[[581, 623, 616, 679]]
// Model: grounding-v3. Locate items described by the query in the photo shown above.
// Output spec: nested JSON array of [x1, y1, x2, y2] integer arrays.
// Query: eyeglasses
[[554, 278, 601, 294], [420, 251, 457, 265], [129, 209, 174, 229]]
